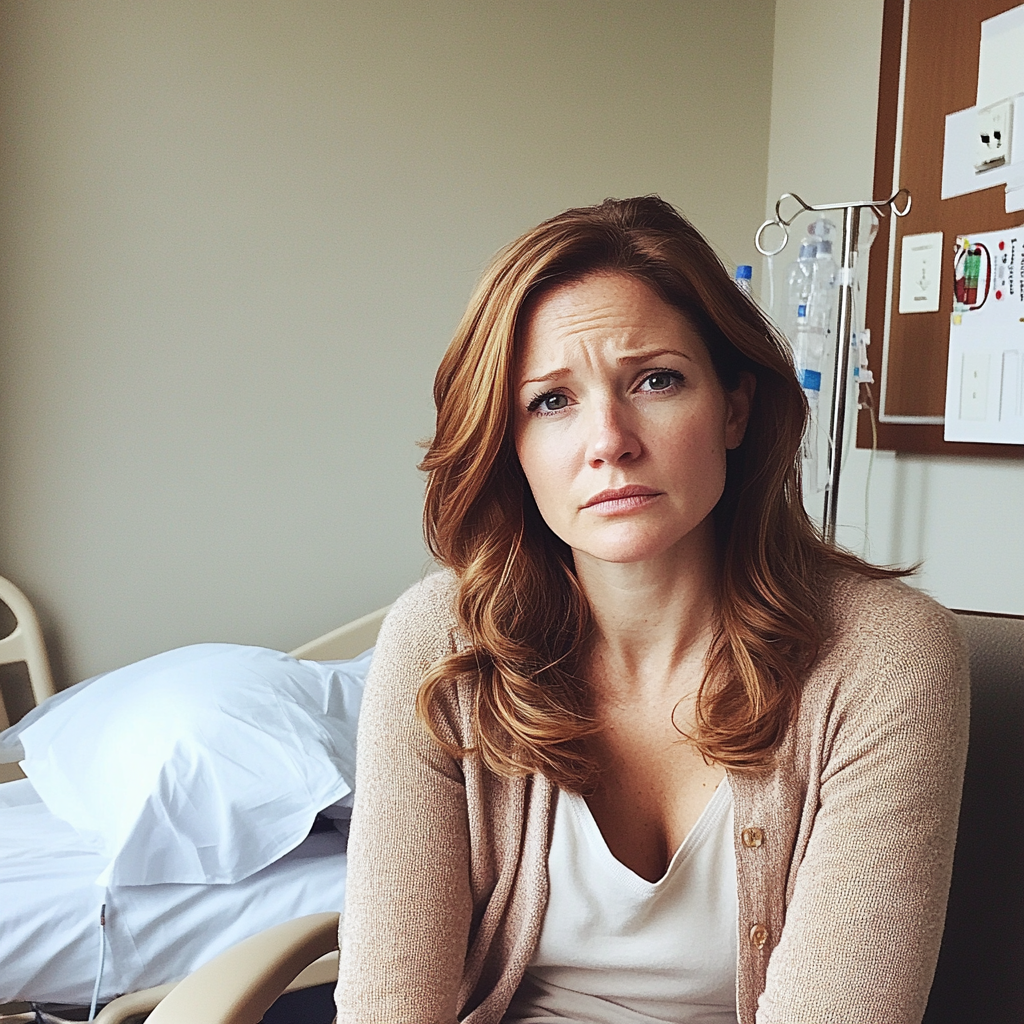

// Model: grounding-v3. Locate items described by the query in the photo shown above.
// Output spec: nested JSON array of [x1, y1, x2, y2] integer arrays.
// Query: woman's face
[[513, 272, 752, 568]]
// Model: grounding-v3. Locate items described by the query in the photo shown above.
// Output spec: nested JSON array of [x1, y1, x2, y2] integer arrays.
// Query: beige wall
[[0, 1, 776, 682], [765, 0, 1024, 615]]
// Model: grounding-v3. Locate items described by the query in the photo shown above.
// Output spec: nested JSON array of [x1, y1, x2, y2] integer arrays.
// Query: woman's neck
[[574, 520, 720, 701]]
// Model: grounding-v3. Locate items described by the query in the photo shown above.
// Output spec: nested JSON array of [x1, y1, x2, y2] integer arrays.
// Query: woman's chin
[[571, 534, 692, 568], [568, 518, 716, 569]]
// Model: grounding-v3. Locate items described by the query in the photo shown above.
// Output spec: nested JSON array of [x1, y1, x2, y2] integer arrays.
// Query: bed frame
[[289, 606, 390, 662], [0, 577, 56, 730]]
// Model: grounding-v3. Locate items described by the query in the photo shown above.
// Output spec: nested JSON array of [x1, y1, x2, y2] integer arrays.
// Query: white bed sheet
[[0, 779, 347, 1005]]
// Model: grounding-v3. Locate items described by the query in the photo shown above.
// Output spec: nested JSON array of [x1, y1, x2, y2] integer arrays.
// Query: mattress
[[0, 778, 347, 1006]]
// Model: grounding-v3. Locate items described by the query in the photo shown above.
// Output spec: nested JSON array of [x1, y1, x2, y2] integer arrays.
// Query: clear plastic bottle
[[785, 218, 838, 350], [734, 264, 753, 296], [792, 304, 824, 397], [785, 239, 817, 340], [792, 302, 824, 490], [805, 218, 838, 342], [784, 217, 838, 493]]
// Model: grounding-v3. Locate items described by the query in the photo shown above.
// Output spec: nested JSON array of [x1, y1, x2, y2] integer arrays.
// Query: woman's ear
[[724, 372, 756, 450]]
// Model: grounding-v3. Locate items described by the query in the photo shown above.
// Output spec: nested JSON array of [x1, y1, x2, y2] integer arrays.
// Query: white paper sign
[[978, 5, 1024, 109], [944, 227, 1024, 444], [1007, 162, 1024, 213]]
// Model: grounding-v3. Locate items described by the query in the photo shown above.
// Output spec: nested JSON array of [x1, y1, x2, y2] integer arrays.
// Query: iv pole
[[755, 188, 911, 545]]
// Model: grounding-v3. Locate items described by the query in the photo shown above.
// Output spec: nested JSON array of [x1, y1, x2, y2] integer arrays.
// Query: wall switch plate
[[898, 231, 943, 313], [975, 99, 1013, 171], [960, 352, 991, 420]]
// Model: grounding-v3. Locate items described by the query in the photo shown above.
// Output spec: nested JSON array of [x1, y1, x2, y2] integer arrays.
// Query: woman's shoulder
[[826, 571, 961, 645], [816, 570, 968, 700], [376, 569, 462, 662], [388, 568, 460, 623]]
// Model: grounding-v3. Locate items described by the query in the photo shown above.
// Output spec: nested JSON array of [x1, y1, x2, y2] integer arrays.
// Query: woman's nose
[[586, 400, 641, 467]]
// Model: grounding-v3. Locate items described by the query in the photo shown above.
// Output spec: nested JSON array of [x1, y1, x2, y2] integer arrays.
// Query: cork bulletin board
[[861, 0, 1024, 457]]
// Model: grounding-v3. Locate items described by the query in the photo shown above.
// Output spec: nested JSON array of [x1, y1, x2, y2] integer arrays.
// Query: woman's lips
[[581, 486, 662, 513]]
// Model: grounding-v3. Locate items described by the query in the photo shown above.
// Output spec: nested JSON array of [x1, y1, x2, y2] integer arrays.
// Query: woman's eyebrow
[[616, 347, 693, 365], [520, 368, 570, 387], [520, 348, 693, 388]]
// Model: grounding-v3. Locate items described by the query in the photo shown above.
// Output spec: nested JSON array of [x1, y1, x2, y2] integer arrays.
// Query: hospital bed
[[0, 576, 389, 1024]]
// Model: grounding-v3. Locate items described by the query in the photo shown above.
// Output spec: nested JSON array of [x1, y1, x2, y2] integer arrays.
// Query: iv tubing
[[88, 902, 107, 1021]]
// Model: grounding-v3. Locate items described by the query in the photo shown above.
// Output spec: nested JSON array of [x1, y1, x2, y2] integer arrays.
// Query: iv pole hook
[[754, 187, 911, 257]]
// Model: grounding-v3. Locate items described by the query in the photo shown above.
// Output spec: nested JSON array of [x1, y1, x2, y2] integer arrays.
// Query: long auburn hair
[[418, 196, 905, 790]]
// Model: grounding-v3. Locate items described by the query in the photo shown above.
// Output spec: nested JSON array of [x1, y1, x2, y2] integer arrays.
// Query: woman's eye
[[528, 392, 569, 413], [639, 370, 683, 392]]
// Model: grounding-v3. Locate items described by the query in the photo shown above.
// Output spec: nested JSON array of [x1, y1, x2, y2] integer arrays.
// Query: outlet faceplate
[[975, 99, 1013, 172]]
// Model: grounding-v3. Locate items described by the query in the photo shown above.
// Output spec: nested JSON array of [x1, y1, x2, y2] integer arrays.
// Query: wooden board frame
[[860, 0, 1024, 458]]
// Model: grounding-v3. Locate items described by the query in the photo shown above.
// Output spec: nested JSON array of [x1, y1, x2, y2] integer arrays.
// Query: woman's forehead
[[516, 273, 704, 377]]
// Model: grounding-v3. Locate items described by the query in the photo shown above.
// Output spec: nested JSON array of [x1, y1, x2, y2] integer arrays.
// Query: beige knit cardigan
[[335, 570, 969, 1024]]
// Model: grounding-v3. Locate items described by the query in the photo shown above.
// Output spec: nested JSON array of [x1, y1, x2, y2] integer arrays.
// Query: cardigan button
[[741, 826, 765, 848], [749, 923, 770, 949]]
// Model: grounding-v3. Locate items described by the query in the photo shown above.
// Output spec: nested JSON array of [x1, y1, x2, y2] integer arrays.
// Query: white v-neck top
[[503, 779, 738, 1024]]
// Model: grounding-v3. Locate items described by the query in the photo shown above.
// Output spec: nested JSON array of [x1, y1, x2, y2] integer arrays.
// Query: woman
[[336, 197, 969, 1024]]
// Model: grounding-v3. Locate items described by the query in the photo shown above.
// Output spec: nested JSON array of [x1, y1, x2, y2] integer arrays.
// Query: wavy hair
[[417, 196, 906, 789]]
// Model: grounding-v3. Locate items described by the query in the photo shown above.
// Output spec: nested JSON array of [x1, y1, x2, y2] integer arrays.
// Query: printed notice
[[944, 227, 1024, 443]]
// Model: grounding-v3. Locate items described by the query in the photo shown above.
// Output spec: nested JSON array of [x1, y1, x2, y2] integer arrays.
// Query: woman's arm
[[335, 574, 472, 1024], [757, 588, 970, 1024]]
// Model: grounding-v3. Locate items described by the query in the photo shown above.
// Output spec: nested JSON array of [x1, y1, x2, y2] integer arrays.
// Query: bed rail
[[289, 605, 390, 661], [0, 576, 56, 731]]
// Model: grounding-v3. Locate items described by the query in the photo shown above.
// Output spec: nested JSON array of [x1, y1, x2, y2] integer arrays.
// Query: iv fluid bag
[[784, 217, 838, 495]]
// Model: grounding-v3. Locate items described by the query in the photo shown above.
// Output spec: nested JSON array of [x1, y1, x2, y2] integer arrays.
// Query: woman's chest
[[583, 707, 728, 882], [504, 783, 739, 1024]]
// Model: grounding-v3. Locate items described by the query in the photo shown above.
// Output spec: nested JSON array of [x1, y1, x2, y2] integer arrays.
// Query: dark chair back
[[923, 612, 1024, 1024]]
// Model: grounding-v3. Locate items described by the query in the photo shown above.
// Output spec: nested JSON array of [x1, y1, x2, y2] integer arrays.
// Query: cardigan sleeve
[[755, 585, 971, 1024], [334, 574, 472, 1024]]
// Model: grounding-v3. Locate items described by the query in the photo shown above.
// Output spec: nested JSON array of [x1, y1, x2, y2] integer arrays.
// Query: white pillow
[[0, 675, 99, 764], [14, 643, 371, 887]]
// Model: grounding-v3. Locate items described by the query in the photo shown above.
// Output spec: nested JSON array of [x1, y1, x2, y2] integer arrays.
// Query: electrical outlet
[[975, 99, 1013, 172]]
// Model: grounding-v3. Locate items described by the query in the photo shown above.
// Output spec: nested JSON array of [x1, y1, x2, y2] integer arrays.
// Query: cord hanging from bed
[[86, 901, 107, 1021]]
